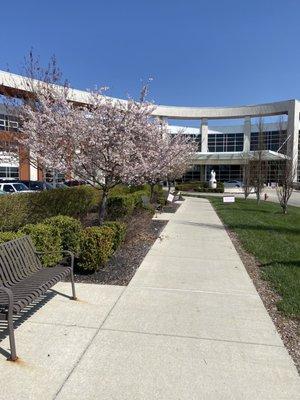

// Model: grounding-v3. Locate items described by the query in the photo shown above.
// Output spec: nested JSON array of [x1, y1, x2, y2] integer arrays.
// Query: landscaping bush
[[78, 226, 115, 272], [106, 189, 149, 220], [175, 181, 224, 193], [175, 181, 203, 191], [0, 231, 23, 245], [0, 194, 30, 231], [103, 221, 127, 251], [44, 215, 82, 254], [18, 223, 62, 267], [195, 182, 224, 193], [107, 194, 135, 219], [0, 186, 100, 232], [27, 186, 100, 222]]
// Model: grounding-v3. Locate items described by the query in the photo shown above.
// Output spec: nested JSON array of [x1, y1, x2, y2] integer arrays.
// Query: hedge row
[[175, 181, 224, 193], [0, 186, 100, 231], [0, 184, 160, 232], [0, 216, 127, 272]]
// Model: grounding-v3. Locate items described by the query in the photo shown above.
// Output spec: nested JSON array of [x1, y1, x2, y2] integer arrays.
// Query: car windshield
[[13, 183, 29, 191]]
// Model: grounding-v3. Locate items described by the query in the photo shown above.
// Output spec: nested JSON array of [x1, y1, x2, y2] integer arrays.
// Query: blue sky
[[1, 0, 300, 110]]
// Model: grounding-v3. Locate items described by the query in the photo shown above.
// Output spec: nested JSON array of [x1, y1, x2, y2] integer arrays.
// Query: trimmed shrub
[[106, 189, 149, 220], [175, 181, 224, 193], [78, 226, 115, 272], [18, 223, 62, 267], [175, 181, 203, 191], [103, 221, 127, 251], [0, 195, 30, 231], [44, 215, 82, 255], [0, 186, 100, 232], [106, 194, 135, 220], [195, 182, 224, 193], [27, 186, 100, 222], [154, 188, 167, 206], [0, 231, 23, 245]]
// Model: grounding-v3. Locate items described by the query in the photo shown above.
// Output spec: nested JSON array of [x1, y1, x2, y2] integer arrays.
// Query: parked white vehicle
[[223, 180, 243, 188], [0, 182, 35, 194]]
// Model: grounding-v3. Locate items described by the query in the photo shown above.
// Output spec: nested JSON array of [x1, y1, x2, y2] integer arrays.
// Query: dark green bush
[[0, 231, 23, 245], [44, 215, 82, 254], [175, 181, 224, 193], [103, 221, 127, 251], [154, 189, 167, 206], [106, 189, 148, 220], [0, 186, 100, 232], [27, 186, 100, 222], [18, 223, 62, 267], [175, 181, 203, 191], [78, 226, 115, 272], [106, 194, 135, 220], [195, 182, 224, 193], [0, 195, 30, 231]]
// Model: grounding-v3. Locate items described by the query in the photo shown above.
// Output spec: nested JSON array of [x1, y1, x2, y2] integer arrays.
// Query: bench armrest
[[0, 285, 14, 308], [35, 250, 75, 271]]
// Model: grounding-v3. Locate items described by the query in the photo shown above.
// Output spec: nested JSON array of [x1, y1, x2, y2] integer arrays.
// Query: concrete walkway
[[0, 197, 299, 399]]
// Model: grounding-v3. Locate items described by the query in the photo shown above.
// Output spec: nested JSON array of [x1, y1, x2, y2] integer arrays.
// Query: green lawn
[[208, 197, 300, 319]]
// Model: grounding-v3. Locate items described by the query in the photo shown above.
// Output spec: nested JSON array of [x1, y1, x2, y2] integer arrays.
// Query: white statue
[[210, 170, 216, 181], [209, 169, 217, 189]]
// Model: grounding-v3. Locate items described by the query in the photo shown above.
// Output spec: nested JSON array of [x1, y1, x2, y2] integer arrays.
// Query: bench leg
[[69, 253, 77, 300], [7, 312, 17, 361], [70, 272, 77, 300]]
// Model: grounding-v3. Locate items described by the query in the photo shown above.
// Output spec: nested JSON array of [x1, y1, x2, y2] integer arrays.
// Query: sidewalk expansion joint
[[100, 327, 284, 349], [27, 320, 99, 330], [128, 285, 258, 297]]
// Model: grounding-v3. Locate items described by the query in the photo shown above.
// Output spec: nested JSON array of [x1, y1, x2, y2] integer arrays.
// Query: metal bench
[[0, 235, 76, 361]]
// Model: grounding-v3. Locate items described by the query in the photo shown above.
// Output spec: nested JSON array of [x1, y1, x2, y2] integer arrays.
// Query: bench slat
[[0, 264, 71, 313], [0, 236, 42, 286]]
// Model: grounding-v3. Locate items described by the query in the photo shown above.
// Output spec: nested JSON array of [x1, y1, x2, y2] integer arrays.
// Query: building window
[[208, 133, 244, 152], [206, 165, 243, 181], [181, 164, 202, 181], [0, 114, 19, 132], [250, 130, 287, 152], [0, 166, 19, 179]]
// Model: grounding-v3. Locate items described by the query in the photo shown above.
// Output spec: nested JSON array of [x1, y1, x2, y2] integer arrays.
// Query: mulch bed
[[226, 227, 300, 374], [161, 202, 181, 213], [70, 208, 168, 285]]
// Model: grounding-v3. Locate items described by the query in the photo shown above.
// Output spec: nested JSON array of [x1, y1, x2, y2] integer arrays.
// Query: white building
[[0, 70, 299, 183]]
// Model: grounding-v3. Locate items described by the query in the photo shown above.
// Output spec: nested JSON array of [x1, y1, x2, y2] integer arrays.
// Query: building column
[[243, 116, 251, 152], [200, 165, 206, 181], [287, 100, 299, 182], [201, 118, 208, 152], [18, 146, 30, 180]]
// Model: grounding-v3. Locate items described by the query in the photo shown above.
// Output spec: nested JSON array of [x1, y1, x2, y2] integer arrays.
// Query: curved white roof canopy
[[0, 70, 297, 120]]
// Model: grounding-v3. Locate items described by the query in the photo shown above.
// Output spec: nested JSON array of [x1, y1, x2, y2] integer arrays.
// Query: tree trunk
[[282, 203, 287, 214], [99, 188, 109, 225], [150, 184, 155, 203], [52, 169, 58, 189], [167, 180, 171, 194]]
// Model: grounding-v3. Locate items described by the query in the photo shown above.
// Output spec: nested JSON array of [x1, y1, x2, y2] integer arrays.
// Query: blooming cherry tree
[[18, 87, 156, 222], [18, 82, 197, 222], [135, 120, 197, 199], [70, 91, 156, 221]]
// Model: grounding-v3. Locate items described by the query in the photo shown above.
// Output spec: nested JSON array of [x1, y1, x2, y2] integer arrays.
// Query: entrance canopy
[[193, 150, 287, 165]]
